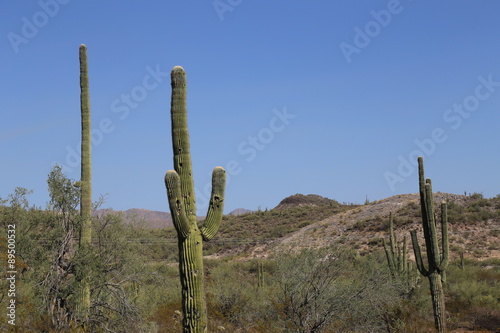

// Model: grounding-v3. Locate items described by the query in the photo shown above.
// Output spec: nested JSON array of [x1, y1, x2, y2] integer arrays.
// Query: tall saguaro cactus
[[77, 44, 92, 325], [410, 157, 449, 333], [165, 66, 226, 332]]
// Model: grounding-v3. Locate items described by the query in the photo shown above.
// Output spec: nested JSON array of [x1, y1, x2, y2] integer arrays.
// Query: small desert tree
[[273, 246, 406, 333], [40, 165, 80, 330]]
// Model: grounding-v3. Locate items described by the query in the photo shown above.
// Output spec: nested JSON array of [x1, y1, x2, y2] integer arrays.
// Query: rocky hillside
[[250, 193, 500, 261], [274, 193, 339, 209], [100, 192, 499, 262]]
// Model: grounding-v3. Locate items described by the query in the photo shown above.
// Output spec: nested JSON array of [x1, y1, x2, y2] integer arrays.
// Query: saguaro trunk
[[429, 272, 446, 331], [77, 44, 92, 326], [165, 66, 226, 332]]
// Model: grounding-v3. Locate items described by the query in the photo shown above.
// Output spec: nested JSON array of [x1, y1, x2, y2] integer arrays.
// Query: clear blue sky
[[1, 1, 500, 214]]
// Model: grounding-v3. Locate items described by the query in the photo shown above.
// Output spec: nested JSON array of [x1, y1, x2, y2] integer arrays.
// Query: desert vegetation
[[0, 185, 499, 332], [1, 47, 498, 333]]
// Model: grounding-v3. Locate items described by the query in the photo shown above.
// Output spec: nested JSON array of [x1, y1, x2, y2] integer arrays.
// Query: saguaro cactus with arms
[[410, 157, 449, 333], [165, 66, 226, 332]]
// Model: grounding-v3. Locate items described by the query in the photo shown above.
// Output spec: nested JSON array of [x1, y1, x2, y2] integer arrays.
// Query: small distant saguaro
[[383, 212, 408, 277]]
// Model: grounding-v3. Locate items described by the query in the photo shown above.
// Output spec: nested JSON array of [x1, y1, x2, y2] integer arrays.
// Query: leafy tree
[[37, 164, 81, 330], [46, 165, 153, 332]]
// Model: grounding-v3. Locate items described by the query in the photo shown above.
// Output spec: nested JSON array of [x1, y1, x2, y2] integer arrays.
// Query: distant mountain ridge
[[93, 195, 338, 229], [94, 208, 253, 229], [228, 208, 253, 216], [94, 208, 173, 229], [93, 193, 500, 261]]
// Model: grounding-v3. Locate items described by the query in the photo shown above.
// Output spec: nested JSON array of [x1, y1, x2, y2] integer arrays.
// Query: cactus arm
[[397, 243, 402, 272], [165, 170, 191, 238], [170, 66, 196, 217], [422, 180, 434, 254], [384, 212, 397, 275], [424, 179, 435, 228], [410, 230, 429, 277], [383, 239, 396, 274], [388, 212, 397, 259], [418, 158, 433, 260], [200, 167, 226, 241], [417, 156, 427, 218], [425, 182, 441, 268], [439, 201, 449, 272], [402, 235, 407, 273]]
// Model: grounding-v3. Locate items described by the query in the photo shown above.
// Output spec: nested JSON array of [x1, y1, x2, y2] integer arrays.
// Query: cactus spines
[[410, 157, 449, 333], [165, 66, 226, 332], [76, 44, 92, 325]]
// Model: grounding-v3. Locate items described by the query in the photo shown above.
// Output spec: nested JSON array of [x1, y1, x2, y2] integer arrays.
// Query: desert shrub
[[269, 247, 406, 333], [243, 213, 260, 221], [445, 259, 500, 331], [298, 221, 310, 228], [448, 263, 499, 306], [470, 192, 484, 199], [351, 219, 367, 231], [447, 201, 466, 223], [205, 259, 278, 332], [270, 225, 289, 238]]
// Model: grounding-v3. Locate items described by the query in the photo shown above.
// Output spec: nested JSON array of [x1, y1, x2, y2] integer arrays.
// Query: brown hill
[[223, 193, 499, 261], [95, 193, 499, 262], [274, 193, 339, 209]]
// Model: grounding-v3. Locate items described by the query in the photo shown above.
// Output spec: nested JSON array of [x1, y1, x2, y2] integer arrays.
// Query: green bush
[[446, 259, 500, 330]]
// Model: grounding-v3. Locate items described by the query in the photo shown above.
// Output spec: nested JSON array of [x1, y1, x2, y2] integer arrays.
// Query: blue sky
[[1, 1, 500, 214]]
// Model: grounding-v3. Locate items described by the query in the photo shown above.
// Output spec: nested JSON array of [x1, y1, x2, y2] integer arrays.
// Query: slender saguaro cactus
[[257, 260, 264, 288], [77, 44, 92, 325], [410, 157, 449, 333], [165, 66, 226, 333], [383, 212, 407, 277]]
